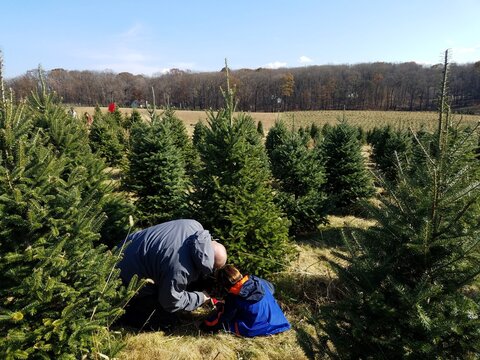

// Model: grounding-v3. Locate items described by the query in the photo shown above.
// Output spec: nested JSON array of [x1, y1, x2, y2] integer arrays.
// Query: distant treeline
[[7, 61, 480, 112]]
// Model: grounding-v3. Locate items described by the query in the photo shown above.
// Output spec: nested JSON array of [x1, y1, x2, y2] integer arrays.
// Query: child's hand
[[210, 297, 219, 305]]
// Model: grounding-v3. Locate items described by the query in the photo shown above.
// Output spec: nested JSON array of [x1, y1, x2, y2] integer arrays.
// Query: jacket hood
[[187, 230, 215, 276], [237, 275, 265, 301]]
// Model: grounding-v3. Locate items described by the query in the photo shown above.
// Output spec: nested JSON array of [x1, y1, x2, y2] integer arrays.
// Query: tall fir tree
[[0, 72, 138, 358], [368, 125, 413, 183], [160, 107, 199, 176], [192, 63, 292, 275], [124, 108, 191, 227], [268, 127, 328, 234], [316, 50, 480, 359], [28, 76, 133, 249], [321, 120, 374, 211]]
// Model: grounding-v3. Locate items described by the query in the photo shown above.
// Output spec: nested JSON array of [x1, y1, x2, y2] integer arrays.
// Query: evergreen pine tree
[[317, 50, 480, 359], [321, 120, 374, 211], [369, 125, 413, 182], [28, 76, 133, 249], [192, 120, 208, 149], [0, 74, 138, 358], [265, 119, 290, 159], [160, 107, 198, 176], [268, 128, 328, 234], [309, 122, 321, 146], [256, 120, 264, 137], [124, 111, 190, 227], [124, 108, 143, 131], [192, 63, 292, 275], [297, 126, 311, 145], [89, 107, 126, 167]]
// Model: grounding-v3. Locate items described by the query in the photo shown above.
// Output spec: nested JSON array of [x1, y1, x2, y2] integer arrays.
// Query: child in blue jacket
[[200, 264, 291, 337]]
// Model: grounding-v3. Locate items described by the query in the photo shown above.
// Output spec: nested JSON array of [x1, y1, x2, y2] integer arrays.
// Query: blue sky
[[1, 0, 479, 79]]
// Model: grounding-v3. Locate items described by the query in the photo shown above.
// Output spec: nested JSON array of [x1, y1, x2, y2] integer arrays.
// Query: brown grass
[[73, 107, 480, 136], [120, 330, 307, 360]]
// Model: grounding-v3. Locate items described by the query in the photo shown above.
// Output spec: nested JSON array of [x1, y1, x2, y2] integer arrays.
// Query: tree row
[[7, 61, 480, 112]]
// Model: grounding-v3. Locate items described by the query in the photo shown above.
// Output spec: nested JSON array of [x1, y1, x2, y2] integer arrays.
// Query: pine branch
[[409, 128, 435, 166], [437, 49, 450, 154], [146, 86, 159, 122], [220, 58, 237, 126], [0, 50, 5, 105], [433, 191, 480, 239]]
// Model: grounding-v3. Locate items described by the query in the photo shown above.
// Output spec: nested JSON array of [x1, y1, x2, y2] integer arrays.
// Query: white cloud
[[265, 61, 287, 69], [450, 46, 480, 63], [299, 55, 313, 64], [119, 23, 146, 42]]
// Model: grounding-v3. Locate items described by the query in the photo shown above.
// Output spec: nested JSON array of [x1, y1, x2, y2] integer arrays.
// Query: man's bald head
[[211, 240, 227, 269]]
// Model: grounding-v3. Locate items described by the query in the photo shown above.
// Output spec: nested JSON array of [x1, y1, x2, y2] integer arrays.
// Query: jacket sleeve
[[157, 270, 206, 312]]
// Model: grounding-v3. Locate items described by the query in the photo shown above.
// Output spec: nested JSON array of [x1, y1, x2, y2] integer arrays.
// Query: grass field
[[74, 107, 480, 136]]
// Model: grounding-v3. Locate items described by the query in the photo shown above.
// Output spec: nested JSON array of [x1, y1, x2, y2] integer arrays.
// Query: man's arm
[[158, 271, 209, 312]]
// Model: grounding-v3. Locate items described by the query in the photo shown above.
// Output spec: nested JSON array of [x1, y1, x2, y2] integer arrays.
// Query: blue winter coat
[[118, 219, 215, 312], [203, 275, 291, 337]]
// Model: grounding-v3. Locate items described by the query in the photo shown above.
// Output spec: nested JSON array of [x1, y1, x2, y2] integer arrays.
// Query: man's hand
[[202, 291, 211, 303]]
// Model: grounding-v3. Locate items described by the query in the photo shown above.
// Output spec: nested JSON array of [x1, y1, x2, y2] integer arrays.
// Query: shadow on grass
[[272, 272, 343, 315], [294, 326, 331, 360], [295, 228, 346, 248], [294, 212, 375, 249], [271, 272, 341, 360], [114, 306, 215, 337]]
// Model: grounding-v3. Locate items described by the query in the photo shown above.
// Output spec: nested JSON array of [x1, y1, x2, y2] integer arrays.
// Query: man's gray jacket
[[118, 219, 214, 312]]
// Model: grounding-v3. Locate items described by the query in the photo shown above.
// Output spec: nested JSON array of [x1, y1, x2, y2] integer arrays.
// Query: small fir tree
[[192, 120, 208, 149], [297, 126, 311, 146], [256, 120, 264, 137], [317, 50, 480, 359], [89, 107, 126, 167], [160, 107, 199, 176], [265, 119, 290, 159], [124, 108, 143, 131], [124, 114, 191, 227], [309, 122, 321, 146], [321, 120, 374, 211], [192, 63, 292, 275], [368, 125, 413, 183], [268, 128, 328, 234]]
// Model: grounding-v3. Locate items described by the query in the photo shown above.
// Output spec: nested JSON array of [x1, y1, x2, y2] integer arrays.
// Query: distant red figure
[[108, 102, 116, 113]]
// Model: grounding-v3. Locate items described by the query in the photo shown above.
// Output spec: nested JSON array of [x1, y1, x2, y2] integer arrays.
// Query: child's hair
[[214, 264, 243, 296]]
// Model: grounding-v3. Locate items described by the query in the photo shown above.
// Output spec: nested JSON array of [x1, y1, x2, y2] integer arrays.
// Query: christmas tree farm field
[[74, 106, 480, 135], [118, 216, 374, 360]]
